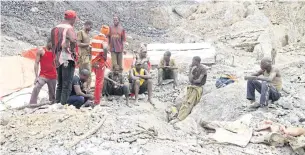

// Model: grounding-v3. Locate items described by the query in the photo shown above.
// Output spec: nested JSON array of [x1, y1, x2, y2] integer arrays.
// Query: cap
[[100, 25, 110, 36], [64, 10, 78, 19]]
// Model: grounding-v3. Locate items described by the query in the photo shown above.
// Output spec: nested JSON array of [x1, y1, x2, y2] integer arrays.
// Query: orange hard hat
[[100, 25, 109, 36]]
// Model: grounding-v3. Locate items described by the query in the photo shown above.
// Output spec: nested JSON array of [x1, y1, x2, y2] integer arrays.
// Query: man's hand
[[87, 94, 94, 100], [123, 51, 127, 55], [244, 76, 257, 80], [190, 66, 196, 73], [34, 77, 39, 85], [92, 62, 99, 68]]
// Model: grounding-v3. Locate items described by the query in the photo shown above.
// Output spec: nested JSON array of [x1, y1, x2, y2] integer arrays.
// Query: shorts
[[131, 80, 148, 94]]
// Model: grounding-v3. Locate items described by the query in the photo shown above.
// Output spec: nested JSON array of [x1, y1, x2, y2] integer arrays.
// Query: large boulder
[[186, 82, 248, 123], [173, 4, 198, 18]]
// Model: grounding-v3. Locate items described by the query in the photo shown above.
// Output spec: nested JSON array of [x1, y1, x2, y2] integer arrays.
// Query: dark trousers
[[103, 80, 129, 97], [55, 61, 75, 105], [67, 95, 88, 109], [247, 80, 281, 106]]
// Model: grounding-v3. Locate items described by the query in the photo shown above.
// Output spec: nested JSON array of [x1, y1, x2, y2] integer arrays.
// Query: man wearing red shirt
[[29, 37, 57, 104], [109, 15, 127, 72]]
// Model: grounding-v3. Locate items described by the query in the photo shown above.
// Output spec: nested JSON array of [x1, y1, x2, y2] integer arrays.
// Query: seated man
[[244, 57, 282, 108], [168, 56, 207, 124], [67, 69, 94, 109], [133, 43, 151, 72], [129, 61, 154, 106], [104, 64, 130, 107], [158, 51, 178, 88]]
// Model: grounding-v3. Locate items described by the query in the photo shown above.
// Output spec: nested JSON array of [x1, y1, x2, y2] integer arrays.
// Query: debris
[[65, 115, 108, 148]]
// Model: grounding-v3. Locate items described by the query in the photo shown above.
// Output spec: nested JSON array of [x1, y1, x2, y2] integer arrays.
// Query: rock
[[287, 113, 299, 124], [0, 111, 10, 126], [278, 99, 293, 110], [76, 147, 86, 155], [173, 5, 197, 18], [30, 7, 39, 13]]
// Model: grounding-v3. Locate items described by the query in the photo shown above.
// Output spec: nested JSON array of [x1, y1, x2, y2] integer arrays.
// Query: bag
[[215, 74, 236, 88]]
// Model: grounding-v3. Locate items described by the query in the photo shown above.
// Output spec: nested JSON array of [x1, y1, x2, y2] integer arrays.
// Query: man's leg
[[46, 79, 57, 104], [146, 79, 154, 106], [61, 61, 75, 105], [55, 66, 63, 103], [94, 67, 105, 105], [158, 69, 164, 85], [67, 95, 85, 109], [269, 86, 281, 102], [117, 52, 123, 72], [122, 84, 130, 106], [29, 77, 47, 104], [259, 81, 274, 106], [134, 80, 140, 103], [246, 80, 262, 101], [82, 56, 92, 89], [111, 52, 118, 70], [171, 70, 178, 88]]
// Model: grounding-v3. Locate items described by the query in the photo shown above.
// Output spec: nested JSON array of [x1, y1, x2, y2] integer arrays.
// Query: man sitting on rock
[[158, 51, 178, 89], [134, 43, 151, 72], [168, 56, 207, 124], [129, 60, 154, 106], [104, 64, 130, 107], [67, 69, 94, 109], [244, 57, 282, 109]]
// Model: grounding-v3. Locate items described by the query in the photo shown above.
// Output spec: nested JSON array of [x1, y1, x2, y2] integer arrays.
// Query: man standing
[[168, 56, 207, 124], [68, 69, 94, 109], [51, 10, 78, 105], [129, 61, 154, 106], [158, 51, 178, 88], [29, 37, 56, 104], [77, 21, 93, 90], [104, 64, 130, 107], [91, 25, 110, 105], [244, 57, 282, 108], [109, 15, 127, 71]]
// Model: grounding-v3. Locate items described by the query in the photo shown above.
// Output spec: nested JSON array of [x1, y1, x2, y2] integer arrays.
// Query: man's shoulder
[[198, 64, 207, 73], [73, 75, 80, 81]]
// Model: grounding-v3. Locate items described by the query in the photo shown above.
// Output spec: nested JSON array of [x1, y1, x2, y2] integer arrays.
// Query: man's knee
[[135, 80, 141, 86]]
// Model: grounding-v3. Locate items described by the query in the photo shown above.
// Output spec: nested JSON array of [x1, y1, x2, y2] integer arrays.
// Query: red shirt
[[39, 47, 57, 79], [109, 25, 126, 53]]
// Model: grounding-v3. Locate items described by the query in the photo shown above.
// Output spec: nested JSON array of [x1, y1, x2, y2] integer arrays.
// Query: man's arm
[[257, 69, 277, 82], [34, 48, 43, 78], [130, 70, 139, 81], [103, 43, 108, 60], [188, 66, 195, 83], [158, 59, 164, 69], [245, 70, 264, 80], [137, 70, 152, 79], [193, 68, 207, 85], [74, 85, 92, 98], [77, 31, 89, 48]]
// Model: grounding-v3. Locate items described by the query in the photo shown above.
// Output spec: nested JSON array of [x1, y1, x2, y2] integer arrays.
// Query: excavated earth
[[1, 1, 305, 155]]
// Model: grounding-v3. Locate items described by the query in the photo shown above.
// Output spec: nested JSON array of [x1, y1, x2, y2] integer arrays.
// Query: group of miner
[[29, 10, 283, 124]]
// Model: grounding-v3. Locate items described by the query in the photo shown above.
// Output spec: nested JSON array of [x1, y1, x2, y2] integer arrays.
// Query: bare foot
[[134, 99, 139, 106], [169, 119, 179, 124], [148, 99, 156, 108]]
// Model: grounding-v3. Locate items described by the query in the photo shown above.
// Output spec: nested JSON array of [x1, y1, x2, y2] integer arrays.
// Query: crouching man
[[67, 69, 94, 109], [158, 51, 178, 89], [104, 64, 130, 106], [168, 56, 207, 124], [129, 61, 154, 106], [244, 57, 282, 109]]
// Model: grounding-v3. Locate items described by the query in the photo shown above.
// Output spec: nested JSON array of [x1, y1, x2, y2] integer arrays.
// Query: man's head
[[135, 60, 142, 70], [79, 69, 90, 82], [46, 36, 52, 49], [100, 25, 110, 36], [84, 21, 93, 31], [192, 56, 201, 66], [260, 57, 272, 71], [113, 15, 120, 26], [113, 64, 120, 74], [140, 43, 147, 58], [164, 51, 171, 62], [64, 10, 78, 26]]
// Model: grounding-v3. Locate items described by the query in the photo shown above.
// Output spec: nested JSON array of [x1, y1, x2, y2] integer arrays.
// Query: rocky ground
[[1, 0, 305, 155]]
